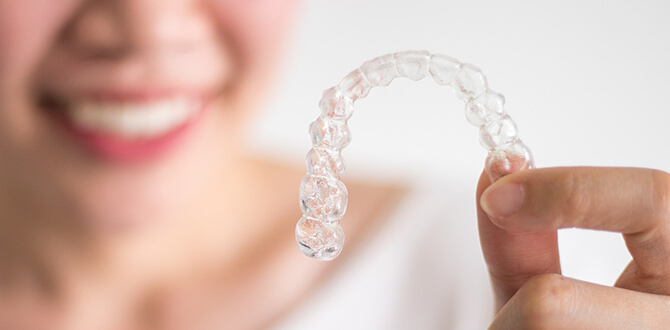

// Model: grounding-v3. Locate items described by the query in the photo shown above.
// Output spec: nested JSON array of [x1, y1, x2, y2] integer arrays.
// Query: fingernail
[[481, 183, 525, 218]]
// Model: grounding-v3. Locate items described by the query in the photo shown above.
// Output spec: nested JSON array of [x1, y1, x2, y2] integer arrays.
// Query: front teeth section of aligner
[[297, 51, 536, 260]]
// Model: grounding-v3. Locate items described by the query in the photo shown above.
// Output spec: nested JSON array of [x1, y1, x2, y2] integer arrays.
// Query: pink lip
[[44, 92, 209, 163], [61, 115, 200, 162]]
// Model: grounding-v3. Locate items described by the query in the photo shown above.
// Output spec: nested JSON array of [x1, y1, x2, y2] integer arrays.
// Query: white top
[[272, 180, 494, 329]]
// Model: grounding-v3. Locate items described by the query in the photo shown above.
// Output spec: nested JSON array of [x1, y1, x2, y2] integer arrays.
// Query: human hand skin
[[476, 167, 670, 328]]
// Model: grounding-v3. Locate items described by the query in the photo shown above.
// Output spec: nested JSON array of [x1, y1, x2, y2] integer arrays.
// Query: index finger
[[481, 167, 670, 283]]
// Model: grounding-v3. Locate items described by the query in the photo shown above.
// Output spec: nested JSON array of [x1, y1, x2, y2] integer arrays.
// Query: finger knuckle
[[517, 274, 576, 327]]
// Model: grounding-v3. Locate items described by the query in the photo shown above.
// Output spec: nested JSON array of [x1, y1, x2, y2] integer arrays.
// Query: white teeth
[[67, 96, 200, 139]]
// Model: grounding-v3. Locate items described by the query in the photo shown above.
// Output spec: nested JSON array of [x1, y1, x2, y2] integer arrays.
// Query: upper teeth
[[67, 96, 201, 139]]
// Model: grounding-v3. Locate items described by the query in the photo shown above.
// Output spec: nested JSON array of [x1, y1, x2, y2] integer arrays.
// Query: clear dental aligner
[[297, 51, 535, 261]]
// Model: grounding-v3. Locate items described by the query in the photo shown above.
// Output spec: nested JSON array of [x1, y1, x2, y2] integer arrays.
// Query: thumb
[[476, 170, 561, 311]]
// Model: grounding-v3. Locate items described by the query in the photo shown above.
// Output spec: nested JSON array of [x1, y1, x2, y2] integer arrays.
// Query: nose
[[63, 0, 218, 59]]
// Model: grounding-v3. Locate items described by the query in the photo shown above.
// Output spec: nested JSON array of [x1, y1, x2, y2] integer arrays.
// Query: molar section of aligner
[[429, 54, 461, 86], [360, 54, 398, 87], [453, 63, 488, 101], [339, 68, 373, 101], [296, 216, 345, 260], [394, 50, 431, 81], [299, 174, 349, 221], [306, 147, 346, 179], [478, 114, 519, 150], [485, 140, 535, 182]]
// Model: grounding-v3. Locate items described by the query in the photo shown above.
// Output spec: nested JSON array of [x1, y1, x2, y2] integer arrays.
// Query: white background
[[249, 1, 670, 286]]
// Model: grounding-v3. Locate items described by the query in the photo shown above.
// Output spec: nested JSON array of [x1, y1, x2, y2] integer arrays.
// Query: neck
[[0, 154, 302, 301]]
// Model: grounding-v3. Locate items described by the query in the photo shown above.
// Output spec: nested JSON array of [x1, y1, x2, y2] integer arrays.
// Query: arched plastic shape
[[297, 51, 534, 260]]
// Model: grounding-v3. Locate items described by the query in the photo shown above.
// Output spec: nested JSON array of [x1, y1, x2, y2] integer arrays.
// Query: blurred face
[[0, 0, 297, 228]]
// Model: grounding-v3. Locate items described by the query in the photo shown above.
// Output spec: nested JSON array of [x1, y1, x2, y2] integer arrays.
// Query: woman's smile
[[38, 89, 211, 161]]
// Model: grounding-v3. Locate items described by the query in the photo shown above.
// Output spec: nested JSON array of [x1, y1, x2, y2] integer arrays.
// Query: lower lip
[[50, 106, 205, 163]]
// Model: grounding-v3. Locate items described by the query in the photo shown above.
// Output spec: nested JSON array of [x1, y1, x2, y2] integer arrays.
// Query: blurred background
[[249, 1, 670, 286]]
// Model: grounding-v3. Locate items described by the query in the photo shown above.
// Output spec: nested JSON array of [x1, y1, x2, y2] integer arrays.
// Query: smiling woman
[[0, 0, 441, 328]]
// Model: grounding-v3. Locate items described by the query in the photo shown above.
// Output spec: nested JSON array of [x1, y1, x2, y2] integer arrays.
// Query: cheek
[[205, 0, 298, 119], [0, 0, 79, 79], [207, 0, 297, 69], [0, 0, 80, 144]]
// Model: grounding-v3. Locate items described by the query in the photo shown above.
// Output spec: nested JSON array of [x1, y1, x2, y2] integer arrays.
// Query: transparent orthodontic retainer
[[297, 51, 535, 260]]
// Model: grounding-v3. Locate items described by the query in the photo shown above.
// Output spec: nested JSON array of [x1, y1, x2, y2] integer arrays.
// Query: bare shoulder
[[245, 155, 407, 209], [336, 177, 409, 254], [345, 179, 408, 224]]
